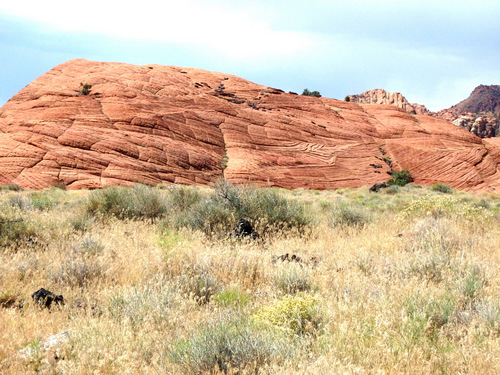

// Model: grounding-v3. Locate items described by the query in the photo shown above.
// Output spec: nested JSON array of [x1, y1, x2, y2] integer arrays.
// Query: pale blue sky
[[1, 0, 498, 111]]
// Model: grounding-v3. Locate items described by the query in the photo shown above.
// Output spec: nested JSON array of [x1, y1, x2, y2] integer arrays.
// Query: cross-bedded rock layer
[[1, 59, 500, 192]]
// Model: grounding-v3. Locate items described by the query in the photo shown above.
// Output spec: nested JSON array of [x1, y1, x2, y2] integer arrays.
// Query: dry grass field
[[0, 181, 499, 374]]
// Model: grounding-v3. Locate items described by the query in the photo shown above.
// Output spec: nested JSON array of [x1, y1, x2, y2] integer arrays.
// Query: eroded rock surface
[[1, 59, 500, 192]]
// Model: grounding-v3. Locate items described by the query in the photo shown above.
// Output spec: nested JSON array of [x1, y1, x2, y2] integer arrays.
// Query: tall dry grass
[[0, 183, 499, 374]]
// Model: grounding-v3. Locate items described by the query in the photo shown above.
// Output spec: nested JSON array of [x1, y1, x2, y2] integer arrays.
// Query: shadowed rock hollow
[[1, 59, 500, 192]]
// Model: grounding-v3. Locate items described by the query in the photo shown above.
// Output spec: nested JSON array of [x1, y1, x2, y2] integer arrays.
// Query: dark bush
[[78, 83, 92, 95]]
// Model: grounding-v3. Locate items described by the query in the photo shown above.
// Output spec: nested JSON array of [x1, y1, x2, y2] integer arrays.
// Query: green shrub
[[329, 204, 370, 228], [431, 183, 453, 194], [28, 191, 57, 210], [213, 288, 251, 308], [85, 184, 167, 220], [213, 179, 312, 234], [166, 198, 234, 236], [164, 180, 312, 237], [252, 293, 326, 337], [387, 169, 414, 186], [171, 316, 294, 374], [458, 266, 486, 305], [165, 184, 203, 212], [402, 293, 456, 342]]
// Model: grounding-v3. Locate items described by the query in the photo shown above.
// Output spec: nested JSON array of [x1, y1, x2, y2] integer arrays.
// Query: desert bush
[[383, 185, 399, 195], [274, 263, 314, 294], [166, 199, 235, 235], [0, 184, 22, 191], [165, 184, 203, 212], [109, 276, 174, 327], [240, 187, 312, 233], [85, 184, 167, 220], [8, 194, 30, 210], [51, 236, 107, 287], [51, 258, 105, 287], [68, 209, 96, 232], [387, 169, 414, 186], [431, 183, 453, 194], [252, 293, 326, 337], [164, 179, 312, 236], [475, 301, 500, 330], [178, 265, 221, 305], [171, 316, 294, 374], [213, 288, 251, 308], [329, 203, 370, 228], [74, 235, 105, 256], [28, 192, 55, 210], [457, 265, 486, 306], [0, 206, 39, 247], [402, 293, 456, 343]]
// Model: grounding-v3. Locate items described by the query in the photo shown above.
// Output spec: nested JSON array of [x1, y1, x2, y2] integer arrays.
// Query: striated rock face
[[1, 59, 500, 192], [347, 89, 431, 115]]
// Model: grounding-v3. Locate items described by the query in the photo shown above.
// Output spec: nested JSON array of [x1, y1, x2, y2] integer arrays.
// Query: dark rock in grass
[[369, 182, 388, 193], [272, 253, 319, 267], [233, 219, 259, 239], [32, 288, 65, 308]]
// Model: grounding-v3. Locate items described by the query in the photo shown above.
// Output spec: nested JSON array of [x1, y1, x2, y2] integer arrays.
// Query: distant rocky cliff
[[437, 85, 500, 138], [348, 86, 500, 138]]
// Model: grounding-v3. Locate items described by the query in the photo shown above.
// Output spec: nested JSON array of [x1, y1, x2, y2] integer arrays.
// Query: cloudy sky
[[0, 0, 498, 111]]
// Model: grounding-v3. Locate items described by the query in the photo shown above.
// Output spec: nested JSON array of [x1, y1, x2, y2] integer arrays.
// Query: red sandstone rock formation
[[1, 59, 500, 192], [347, 89, 431, 115]]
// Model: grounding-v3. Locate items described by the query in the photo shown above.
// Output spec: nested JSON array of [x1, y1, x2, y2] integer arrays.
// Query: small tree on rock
[[387, 169, 414, 186], [302, 88, 321, 97]]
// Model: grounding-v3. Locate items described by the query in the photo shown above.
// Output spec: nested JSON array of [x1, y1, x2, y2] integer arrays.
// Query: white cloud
[[0, 1, 317, 60]]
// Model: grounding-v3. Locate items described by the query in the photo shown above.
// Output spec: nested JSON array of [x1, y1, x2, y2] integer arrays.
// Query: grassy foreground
[[0, 182, 499, 374]]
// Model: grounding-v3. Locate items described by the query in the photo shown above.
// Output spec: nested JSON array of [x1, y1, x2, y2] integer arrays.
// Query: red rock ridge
[[1, 59, 500, 192]]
